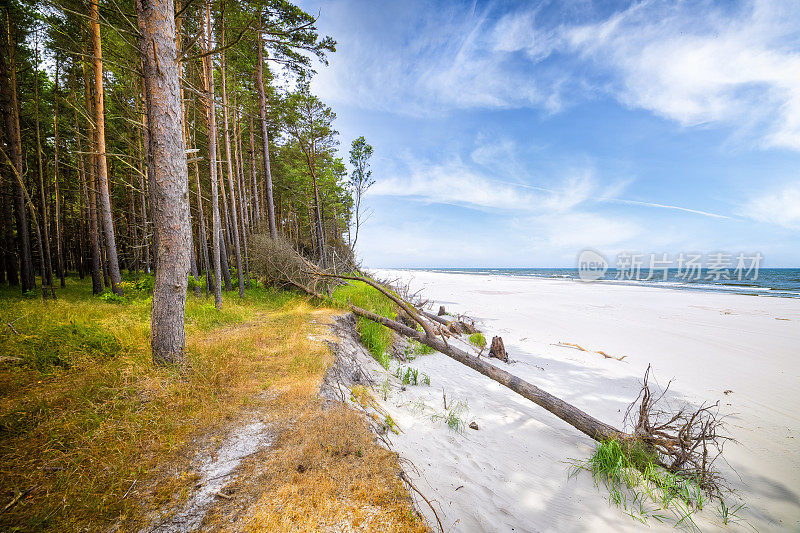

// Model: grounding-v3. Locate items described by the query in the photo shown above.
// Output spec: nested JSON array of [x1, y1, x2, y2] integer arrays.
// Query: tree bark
[[135, 0, 191, 366], [256, 24, 277, 238], [352, 304, 621, 443], [34, 38, 55, 299], [200, 0, 222, 308], [248, 114, 261, 223], [0, 54, 17, 286], [90, 0, 123, 294], [53, 62, 65, 288], [82, 58, 104, 294], [1, 11, 34, 293], [219, 29, 244, 297]]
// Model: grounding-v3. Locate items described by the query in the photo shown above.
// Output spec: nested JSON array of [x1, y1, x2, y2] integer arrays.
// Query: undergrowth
[[0, 275, 400, 531], [332, 280, 397, 368]]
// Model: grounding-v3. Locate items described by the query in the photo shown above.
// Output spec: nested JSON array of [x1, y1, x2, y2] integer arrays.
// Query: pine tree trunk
[[82, 58, 104, 294], [135, 0, 191, 366], [34, 40, 55, 299], [219, 37, 244, 297], [256, 26, 277, 238], [248, 115, 261, 224], [1, 13, 34, 292], [53, 63, 65, 287], [200, 1, 222, 308], [90, 0, 123, 294]]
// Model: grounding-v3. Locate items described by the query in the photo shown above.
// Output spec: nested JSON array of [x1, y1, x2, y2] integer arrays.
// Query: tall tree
[[135, 0, 191, 366], [284, 84, 338, 266], [348, 136, 373, 251], [1, 7, 34, 293], [89, 0, 123, 294], [219, 17, 245, 297], [200, 0, 223, 308], [256, 22, 277, 239]]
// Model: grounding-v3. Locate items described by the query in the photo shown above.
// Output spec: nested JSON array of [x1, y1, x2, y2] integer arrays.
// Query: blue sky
[[300, 0, 800, 267]]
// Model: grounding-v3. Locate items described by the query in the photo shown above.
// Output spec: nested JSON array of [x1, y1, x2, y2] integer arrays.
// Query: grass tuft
[[569, 438, 744, 531]]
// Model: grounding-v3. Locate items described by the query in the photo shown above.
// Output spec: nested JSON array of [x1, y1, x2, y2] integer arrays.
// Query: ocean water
[[407, 268, 800, 298]]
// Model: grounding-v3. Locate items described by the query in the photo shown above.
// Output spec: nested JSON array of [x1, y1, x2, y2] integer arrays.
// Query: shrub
[[468, 332, 486, 349]]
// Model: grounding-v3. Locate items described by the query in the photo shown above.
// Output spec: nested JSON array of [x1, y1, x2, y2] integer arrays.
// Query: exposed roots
[[625, 365, 732, 497]]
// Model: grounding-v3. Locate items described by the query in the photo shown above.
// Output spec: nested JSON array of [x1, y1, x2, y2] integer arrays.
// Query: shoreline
[[369, 268, 800, 532], [389, 267, 800, 299]]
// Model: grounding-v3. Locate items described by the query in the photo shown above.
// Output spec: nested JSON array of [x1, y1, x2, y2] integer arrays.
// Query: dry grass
[[238, 404, 428, 533], [0, 277, 424, 532]]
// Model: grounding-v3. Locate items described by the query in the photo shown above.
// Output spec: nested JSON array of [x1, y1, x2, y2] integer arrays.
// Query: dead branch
[[624, 365, 731, 495]]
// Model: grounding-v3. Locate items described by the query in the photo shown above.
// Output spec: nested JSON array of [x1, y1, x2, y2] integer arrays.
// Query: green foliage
[[10, 320, 123, 372], [332, 281, 396, 367], [393, 365, 431, 387], [99, 290, 128, 304], [468, 332, 487, 349], [129, 274, 154, 293], [411, 339, 435, 355], [187, 274, 206, 291], [568, 439, 741, 530]]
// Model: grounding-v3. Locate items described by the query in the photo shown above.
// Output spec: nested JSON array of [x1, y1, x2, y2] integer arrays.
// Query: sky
[[299, 0, 800, 268]]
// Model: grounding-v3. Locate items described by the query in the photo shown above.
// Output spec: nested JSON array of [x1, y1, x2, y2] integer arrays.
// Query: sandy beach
[[370, 269, 800, 532]]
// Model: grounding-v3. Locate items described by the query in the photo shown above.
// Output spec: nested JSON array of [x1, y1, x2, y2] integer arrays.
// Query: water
[[406, 268, 800, 298]]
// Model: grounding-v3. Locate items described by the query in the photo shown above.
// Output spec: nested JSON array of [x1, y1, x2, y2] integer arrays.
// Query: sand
[[369, 269, 800, 532]]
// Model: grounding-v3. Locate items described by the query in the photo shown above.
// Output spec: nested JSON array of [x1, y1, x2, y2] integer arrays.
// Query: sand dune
[[372, 269, 800, 532]]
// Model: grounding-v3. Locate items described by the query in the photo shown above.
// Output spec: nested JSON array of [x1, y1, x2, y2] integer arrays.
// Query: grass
[[0, 275, 424, 532], [332, 280, 398, 368], [569, 438, 744, 531], [394, 366, 431, 387], [240, 405, 426, 532], [468, 332, 486, 350], [431, 400, 469, 433]]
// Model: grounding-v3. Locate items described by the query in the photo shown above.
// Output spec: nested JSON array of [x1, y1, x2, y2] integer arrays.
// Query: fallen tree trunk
[[349, 304, 622, 443], [267, 261, 728, 491]]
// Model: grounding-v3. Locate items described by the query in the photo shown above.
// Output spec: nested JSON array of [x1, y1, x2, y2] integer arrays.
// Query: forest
[[0, 0, 373, 363]]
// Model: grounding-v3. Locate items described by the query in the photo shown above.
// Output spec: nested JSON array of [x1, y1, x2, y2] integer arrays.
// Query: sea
[[405, 268, 800, 299]]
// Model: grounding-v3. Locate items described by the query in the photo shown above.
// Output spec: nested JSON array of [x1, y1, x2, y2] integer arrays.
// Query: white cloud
[[742, 182, 800, 229], [312, 0, 800, 150], [368, 157, 610, 212], [562, 0, 800, 150]]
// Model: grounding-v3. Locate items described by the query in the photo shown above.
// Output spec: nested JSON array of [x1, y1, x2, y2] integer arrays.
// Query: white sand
[[369, 269, 800, 532]]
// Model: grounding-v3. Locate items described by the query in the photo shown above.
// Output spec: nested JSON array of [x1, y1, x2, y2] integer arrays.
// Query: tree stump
[[489, 336, 507, 362], [438, 305, 446, 316]]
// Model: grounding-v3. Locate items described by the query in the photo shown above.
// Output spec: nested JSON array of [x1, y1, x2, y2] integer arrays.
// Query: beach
[[371, 269, 800, 532]]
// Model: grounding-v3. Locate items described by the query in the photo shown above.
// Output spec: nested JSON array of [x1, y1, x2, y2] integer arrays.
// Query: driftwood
[[488, 336, 507, 362], [349, 304, 621, 442]]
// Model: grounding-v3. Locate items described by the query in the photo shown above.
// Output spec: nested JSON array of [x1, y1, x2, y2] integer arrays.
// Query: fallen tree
[[247, 237, 728, 495], [314, 271, 729, 495]]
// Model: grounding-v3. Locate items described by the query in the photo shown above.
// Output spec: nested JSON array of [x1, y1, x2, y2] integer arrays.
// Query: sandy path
[[373, 269, 800, 532]]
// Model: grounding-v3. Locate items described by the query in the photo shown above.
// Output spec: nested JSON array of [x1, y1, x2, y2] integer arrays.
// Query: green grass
[[432, 400, 469, 433], [569, 439, 744, 531], [332, 280, 397, 368], [468, 332, 486, 349]]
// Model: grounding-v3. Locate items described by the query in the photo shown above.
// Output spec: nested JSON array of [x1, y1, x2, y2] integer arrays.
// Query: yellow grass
[[0, 278, 426, 532]]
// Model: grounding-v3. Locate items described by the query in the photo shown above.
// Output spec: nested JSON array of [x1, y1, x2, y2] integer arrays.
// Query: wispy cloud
[[312, 0, 800, 150], [561, 0, 800, 150], [368, 157, 612, 212], [741, 182, 800, 229]]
